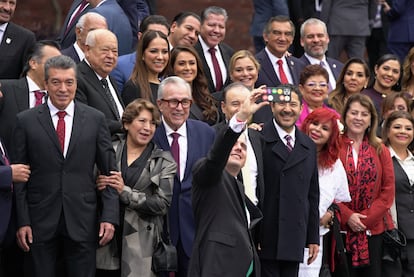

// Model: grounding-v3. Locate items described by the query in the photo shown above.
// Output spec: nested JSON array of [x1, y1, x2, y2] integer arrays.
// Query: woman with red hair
[[299, 107, 351, 276]]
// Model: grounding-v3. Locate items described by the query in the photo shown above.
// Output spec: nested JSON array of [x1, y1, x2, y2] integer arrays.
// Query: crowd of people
[[1, 0, 414, 277]]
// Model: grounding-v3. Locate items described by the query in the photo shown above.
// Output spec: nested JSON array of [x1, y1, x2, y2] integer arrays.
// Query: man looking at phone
[[258, 84, 320, 277]]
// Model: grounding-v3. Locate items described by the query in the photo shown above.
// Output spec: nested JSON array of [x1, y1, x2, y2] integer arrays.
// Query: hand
[[16, 226, 32, 252], [320, 210, 333, 227], [248, 122, 263, 131], [307, 244, 319, 265], [236, 86, 268, 122], [11, 164, 30, 182], [99, 222, 115, 246], [347, 212, 367, 232], [96, 171, 124, 194]]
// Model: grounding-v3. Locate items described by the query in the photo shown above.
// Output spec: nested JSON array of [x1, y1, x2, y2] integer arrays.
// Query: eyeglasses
[[305, 82, 328, 89], [161, 98, 192, 108]]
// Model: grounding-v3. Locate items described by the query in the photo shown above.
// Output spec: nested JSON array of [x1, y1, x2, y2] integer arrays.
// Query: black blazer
[[0, 139, 12, 245], [258, 121, 319, 262], [194, 40, 234, 93], [213, 121, 265, 207], [0, 78, 30, 151], [61, 45, 81, 64], [76, 60, 124, 135], [13, 102, 119, 242], [0, 23, 36, 79], [188, 126, 261, 277], [57, 0, 92, 49]]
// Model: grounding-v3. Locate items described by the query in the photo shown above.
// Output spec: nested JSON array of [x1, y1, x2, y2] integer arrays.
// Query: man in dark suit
[[169, 11, 200, 49], [0, 138, 30, 275], [152, 76, 215, 277], [214, 83, 264, 208], [0, 0, 36, 79], [195, 6, 234, 94], [61, 12, 107, 63], [76, 29, 125, 136], [88, 0, 132, 55], [258, 84, 320, 277], [56, 0, 91, 49], [188, 87, 266, 277], [0, 40, 61, 151], [13, 55, 119, 277], [299, 18, 343, 91], [254, 15, 305, 124]]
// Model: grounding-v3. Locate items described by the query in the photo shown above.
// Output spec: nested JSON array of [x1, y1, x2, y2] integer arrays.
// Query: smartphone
[[262, 86, 292, 103]]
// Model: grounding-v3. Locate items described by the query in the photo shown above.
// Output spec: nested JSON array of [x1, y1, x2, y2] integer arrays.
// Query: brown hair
[[122, 98, 161, 131]]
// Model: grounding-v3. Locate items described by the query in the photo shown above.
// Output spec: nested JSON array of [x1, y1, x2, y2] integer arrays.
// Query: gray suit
[[321, 0, 375, 59]]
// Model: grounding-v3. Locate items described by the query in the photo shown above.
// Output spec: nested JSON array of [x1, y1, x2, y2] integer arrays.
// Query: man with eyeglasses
[[153, 76, 215, 277], [253, 15, 305, 124]]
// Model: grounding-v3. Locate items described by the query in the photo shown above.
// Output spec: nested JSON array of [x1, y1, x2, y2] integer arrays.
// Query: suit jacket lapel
[[14, 78, 30, 111], [263, 121, 289, 162], [37, 104, 62, 154], [286, 56, 298, 84], [66, 102, 86, 159], [282, 130, 309, 170], [261, 51, 280, 85]]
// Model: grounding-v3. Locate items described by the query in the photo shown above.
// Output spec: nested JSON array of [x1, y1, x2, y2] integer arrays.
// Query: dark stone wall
[[14, 0, 255, 51]]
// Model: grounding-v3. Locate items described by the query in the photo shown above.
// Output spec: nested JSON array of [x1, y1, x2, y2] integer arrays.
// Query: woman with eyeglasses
[[95, 99, 177, 277], [296, 64, 339, 128]]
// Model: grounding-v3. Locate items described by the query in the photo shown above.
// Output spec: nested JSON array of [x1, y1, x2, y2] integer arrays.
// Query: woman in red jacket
[[338, 94, 395, 277]]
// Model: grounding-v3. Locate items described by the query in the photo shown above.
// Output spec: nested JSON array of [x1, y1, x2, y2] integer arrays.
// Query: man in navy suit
[[254, 15, 305, 124], [61, 12, 107, 64], [0, 0, 36, 79], [195, 6, 234, 94], [88, 0, 132, 55], [299, 18, 343, 91], [57, 0, 91, 49], [13, 55, 119, 277], [0, 137, 30, 275], [258, 84, 320, 277], [153, 76, 215, 277]]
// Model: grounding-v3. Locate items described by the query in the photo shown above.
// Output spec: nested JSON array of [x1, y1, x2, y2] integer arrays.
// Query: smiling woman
[[297, 64, 339, 128], [168, 45, 219, 125], [122, 30, 170, 106]]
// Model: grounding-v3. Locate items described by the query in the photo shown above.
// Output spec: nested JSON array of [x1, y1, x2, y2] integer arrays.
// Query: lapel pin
[[333, 64, 337, 68], [5, 38, 11, 44], [290, 60, 294, 66]]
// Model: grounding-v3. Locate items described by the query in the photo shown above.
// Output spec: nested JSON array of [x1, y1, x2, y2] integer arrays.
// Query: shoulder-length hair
[[130, 30, 170, 101], [301, 107, 340, 169], [401, 47, 414, 92], [168, 45, 218, 123], [342, 94, 382, 153]]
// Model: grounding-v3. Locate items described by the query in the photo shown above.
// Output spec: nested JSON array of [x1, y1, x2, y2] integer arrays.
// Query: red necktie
[[284, 134, 293, 152], [170, 132, 180, 178], [277, 59, 289, 84], [65, 0, 89, 35], [56, 111, 66, 152], [34, 90, 45, 107], [208, 47, 223, 91]]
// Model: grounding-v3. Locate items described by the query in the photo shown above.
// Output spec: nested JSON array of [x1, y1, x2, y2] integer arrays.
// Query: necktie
[[34, 90, 45, 107], [0, 143, 9, 166], [320, 61, 332, 92], [101, 78, 121, 120], [56, 111, 66, 152], [65, 0, 89, 35], [208, 47, 223, 91], [277, 59, 289, 84], [171, 132, 180, 178], [284, 134, 293, 152]]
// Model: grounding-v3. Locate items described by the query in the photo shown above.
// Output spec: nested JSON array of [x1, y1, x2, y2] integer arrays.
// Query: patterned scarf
[[342, 135, 377, 267]]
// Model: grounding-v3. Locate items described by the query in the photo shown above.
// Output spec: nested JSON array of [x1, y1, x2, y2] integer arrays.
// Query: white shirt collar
[[73, 42, 85, 61], [305, 53, 327, 65], [198, 35, 217, 53], [273, 118, 296, 144], [26, 76, 44, 93], [388, 146, 414, 162], [162, 117, 187, 138], [47, 98, 75, 118]]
